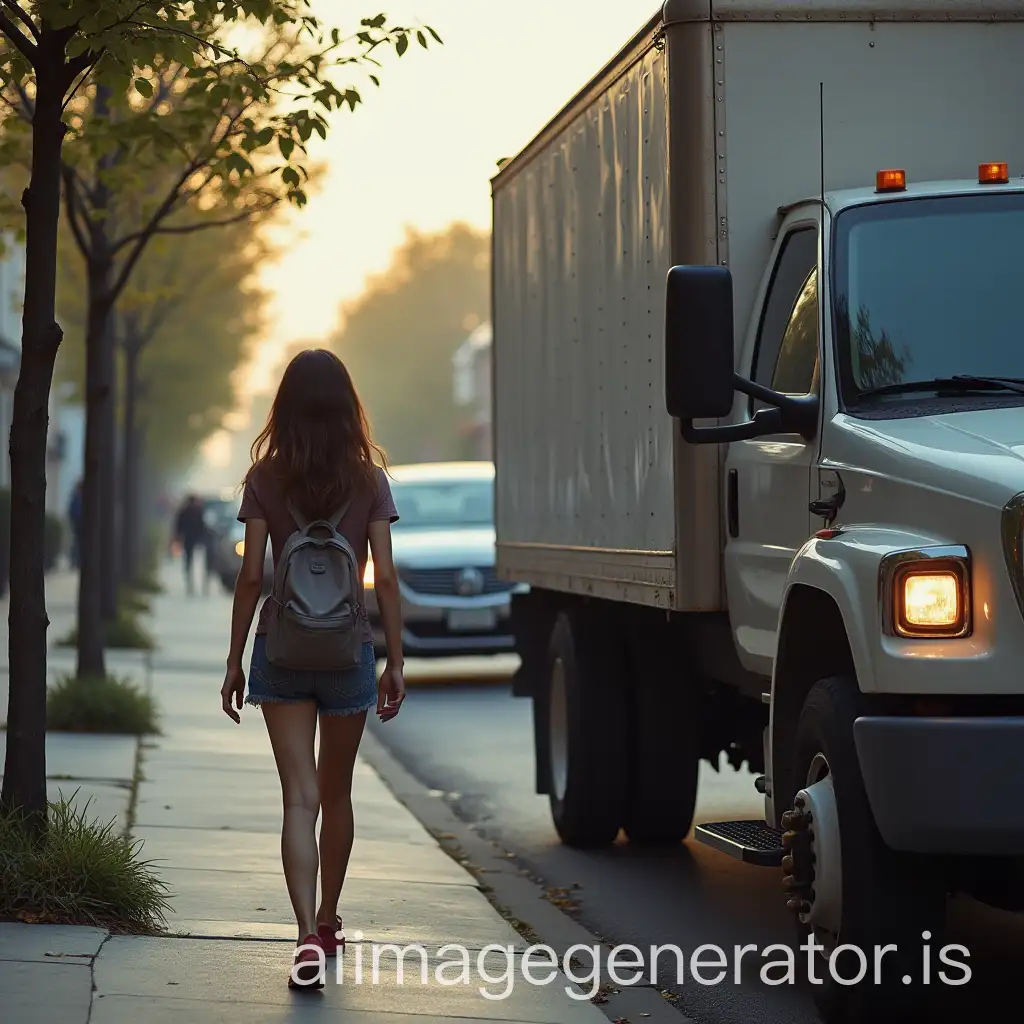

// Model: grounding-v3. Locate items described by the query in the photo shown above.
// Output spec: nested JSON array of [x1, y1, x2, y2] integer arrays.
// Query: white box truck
[[492, 1, 1024, 1017]]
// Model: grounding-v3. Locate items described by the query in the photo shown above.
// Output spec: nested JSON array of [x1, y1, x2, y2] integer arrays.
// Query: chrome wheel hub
[[782, 752, 842, 943]]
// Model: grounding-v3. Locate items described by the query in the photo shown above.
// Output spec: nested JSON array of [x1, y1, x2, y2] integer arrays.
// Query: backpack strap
[[286, 501, 310, 531], [286, 497, 354, 532], [327, 496, 354, 531]]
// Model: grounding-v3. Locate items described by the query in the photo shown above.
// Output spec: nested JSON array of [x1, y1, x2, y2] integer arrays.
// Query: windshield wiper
[[860, 375, 1024, 398]]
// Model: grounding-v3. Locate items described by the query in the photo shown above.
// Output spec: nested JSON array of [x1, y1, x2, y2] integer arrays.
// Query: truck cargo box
[[492, 0, 1024, 612]]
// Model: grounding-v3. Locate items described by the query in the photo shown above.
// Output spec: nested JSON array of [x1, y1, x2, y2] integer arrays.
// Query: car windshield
[[832, 192, 1024, 403], [204, 499, 235, 532], [391, 478, 493, 530]]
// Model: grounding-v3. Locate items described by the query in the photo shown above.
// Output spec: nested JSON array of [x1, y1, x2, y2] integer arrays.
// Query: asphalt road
[[369, 660, 1024, 1024]]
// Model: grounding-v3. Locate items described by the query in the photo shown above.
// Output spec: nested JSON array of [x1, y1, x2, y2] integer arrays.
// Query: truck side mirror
[[664, 265, 736, 421]]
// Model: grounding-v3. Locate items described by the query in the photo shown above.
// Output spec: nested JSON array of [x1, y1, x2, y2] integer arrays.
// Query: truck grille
[[398, 566, 513, 596]]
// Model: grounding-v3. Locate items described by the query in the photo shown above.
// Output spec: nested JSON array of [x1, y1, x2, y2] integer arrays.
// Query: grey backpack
[[264, 499, 364, 671]]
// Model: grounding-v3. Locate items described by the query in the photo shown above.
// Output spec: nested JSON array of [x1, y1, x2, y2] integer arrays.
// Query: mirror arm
[[731, 375, 819, 438], [733, 374, 808, 414]]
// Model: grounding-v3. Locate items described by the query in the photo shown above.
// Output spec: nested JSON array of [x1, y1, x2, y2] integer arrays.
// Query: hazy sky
[[248, 0, 661, 390]]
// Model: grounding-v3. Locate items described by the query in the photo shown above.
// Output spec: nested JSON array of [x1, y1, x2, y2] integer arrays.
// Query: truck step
[[694, 820, 784, 867]]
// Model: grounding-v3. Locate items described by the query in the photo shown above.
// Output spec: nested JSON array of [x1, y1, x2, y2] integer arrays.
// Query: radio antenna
[[819, 81, 825, 355]]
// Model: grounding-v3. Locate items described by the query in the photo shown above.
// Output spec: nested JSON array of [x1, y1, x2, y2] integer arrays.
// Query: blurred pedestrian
[[173, 494, 207, 595], [67, 480, 83, 570], [219, 349, 405, 988]]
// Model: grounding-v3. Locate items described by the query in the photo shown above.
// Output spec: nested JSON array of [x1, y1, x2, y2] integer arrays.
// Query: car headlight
[[235, 540, 245, 556], [879, 546, 971, 638], [364, 559, 374, 588]]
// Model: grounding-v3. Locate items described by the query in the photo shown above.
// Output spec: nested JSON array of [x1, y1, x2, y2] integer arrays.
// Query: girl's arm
[[221, 517, 269, 721], [368, 518, 405, 720]]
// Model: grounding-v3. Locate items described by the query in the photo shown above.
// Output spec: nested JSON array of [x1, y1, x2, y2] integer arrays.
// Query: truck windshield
[[832, 192, 1024, 405]]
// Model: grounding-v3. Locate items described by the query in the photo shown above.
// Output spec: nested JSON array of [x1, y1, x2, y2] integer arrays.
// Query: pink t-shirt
[[237, 462, 399, 640]]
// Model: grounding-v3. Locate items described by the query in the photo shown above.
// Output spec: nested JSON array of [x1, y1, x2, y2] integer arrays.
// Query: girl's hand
[[377, 665, 406, 722], [221, 665, 246, 723]]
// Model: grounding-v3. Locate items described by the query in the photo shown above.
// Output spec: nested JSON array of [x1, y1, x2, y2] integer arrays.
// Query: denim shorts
[[246, 635, 378, 716]]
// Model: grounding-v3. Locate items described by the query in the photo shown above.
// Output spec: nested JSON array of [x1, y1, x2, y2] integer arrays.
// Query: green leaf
[[278, 136, 295, 160], [281, 166, 301, 187], [135, 78, 155, 99], [396, 34, 409, 57], [225, 152, 253, 177]]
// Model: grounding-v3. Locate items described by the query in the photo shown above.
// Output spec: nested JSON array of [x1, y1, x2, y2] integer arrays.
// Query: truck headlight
[[879, 546, 971, 638]]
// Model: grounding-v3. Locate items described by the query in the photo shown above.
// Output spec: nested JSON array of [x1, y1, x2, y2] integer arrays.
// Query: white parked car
[[363, 461, 526, 657]]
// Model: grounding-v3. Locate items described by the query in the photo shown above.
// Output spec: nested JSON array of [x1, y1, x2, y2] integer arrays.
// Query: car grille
[[398, 566, 514, 596]]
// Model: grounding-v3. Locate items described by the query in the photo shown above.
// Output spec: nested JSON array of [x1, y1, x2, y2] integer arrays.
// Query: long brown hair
[[246, 349, 387, 517]]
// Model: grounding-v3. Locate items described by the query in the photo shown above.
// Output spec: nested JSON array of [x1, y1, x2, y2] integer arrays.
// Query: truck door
[[724, 222, 819, 677]]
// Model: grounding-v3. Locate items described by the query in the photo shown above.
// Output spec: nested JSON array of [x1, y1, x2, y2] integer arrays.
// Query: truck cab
[[671, 164, 1024, 1017]]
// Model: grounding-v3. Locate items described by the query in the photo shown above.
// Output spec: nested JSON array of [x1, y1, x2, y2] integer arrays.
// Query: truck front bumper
[[854, 716, 1024, 856]]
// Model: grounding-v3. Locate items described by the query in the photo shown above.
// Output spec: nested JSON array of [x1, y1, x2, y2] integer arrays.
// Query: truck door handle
[[727, 469, 739, 538]]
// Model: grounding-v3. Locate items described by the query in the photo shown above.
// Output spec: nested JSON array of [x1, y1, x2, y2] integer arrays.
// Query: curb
[[358, 727, 695, 1024]]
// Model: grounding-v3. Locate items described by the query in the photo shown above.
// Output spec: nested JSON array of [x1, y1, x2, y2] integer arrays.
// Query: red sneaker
[[289, 934, 325, 989], [317, 917, 345, 957]]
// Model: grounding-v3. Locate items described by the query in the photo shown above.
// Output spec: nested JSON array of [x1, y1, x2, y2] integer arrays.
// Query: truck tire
[[623, 638, 699, 845], [786, 676, 946, 1023], [542, 608, 628, 847]]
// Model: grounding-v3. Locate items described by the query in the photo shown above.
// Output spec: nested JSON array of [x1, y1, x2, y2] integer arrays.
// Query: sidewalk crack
[[85, 932, 112, 1024]]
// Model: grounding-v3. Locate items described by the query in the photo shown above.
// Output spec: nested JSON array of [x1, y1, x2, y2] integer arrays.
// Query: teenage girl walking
[[220, 349, 406, 987]]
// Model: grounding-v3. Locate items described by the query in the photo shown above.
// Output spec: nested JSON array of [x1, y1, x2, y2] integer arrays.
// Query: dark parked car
[[203, 494, 272, 593]]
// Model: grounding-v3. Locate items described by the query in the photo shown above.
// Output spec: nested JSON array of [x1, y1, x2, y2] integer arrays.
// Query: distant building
[[452, 321, 492, 460]]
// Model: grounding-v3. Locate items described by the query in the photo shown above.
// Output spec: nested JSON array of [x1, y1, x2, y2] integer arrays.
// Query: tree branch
[[13, 79, 34, 119], [119, 205, 272, 249], [107, 157, 206, 301], [0, 1, 36, 42], [61, 164, 93, 260], [0, 6, 37, 60]]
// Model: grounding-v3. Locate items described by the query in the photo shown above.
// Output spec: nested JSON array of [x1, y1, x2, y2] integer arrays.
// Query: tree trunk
[[75, 272, 111, 679], [0, 67, 67, 822], [96, 88, 119, 623], [134, 416, 150, 584], [75, 85, 118, 677], [100, 314, 118, 619], [119, 326, 140, 587]]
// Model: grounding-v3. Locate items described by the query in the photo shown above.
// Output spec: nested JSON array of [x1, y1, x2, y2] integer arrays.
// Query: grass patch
[[126, 572, 163, 596], [0, 796, 170, 932], [57, 608, 156, 651], [47, 674, 159, 735]]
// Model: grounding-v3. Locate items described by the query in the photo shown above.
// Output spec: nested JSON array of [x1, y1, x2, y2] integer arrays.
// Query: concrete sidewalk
[[1, 563, 608, 1023]]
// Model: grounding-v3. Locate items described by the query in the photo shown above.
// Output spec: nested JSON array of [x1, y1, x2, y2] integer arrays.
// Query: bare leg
[[316, 711, 367, 927], [262, 701, 320, 939]]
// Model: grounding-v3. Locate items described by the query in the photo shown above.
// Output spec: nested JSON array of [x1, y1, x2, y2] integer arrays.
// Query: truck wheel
[[623, 639, 698, 845], [783, 676, 946, 1023], [543, 609, 627, 847]]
